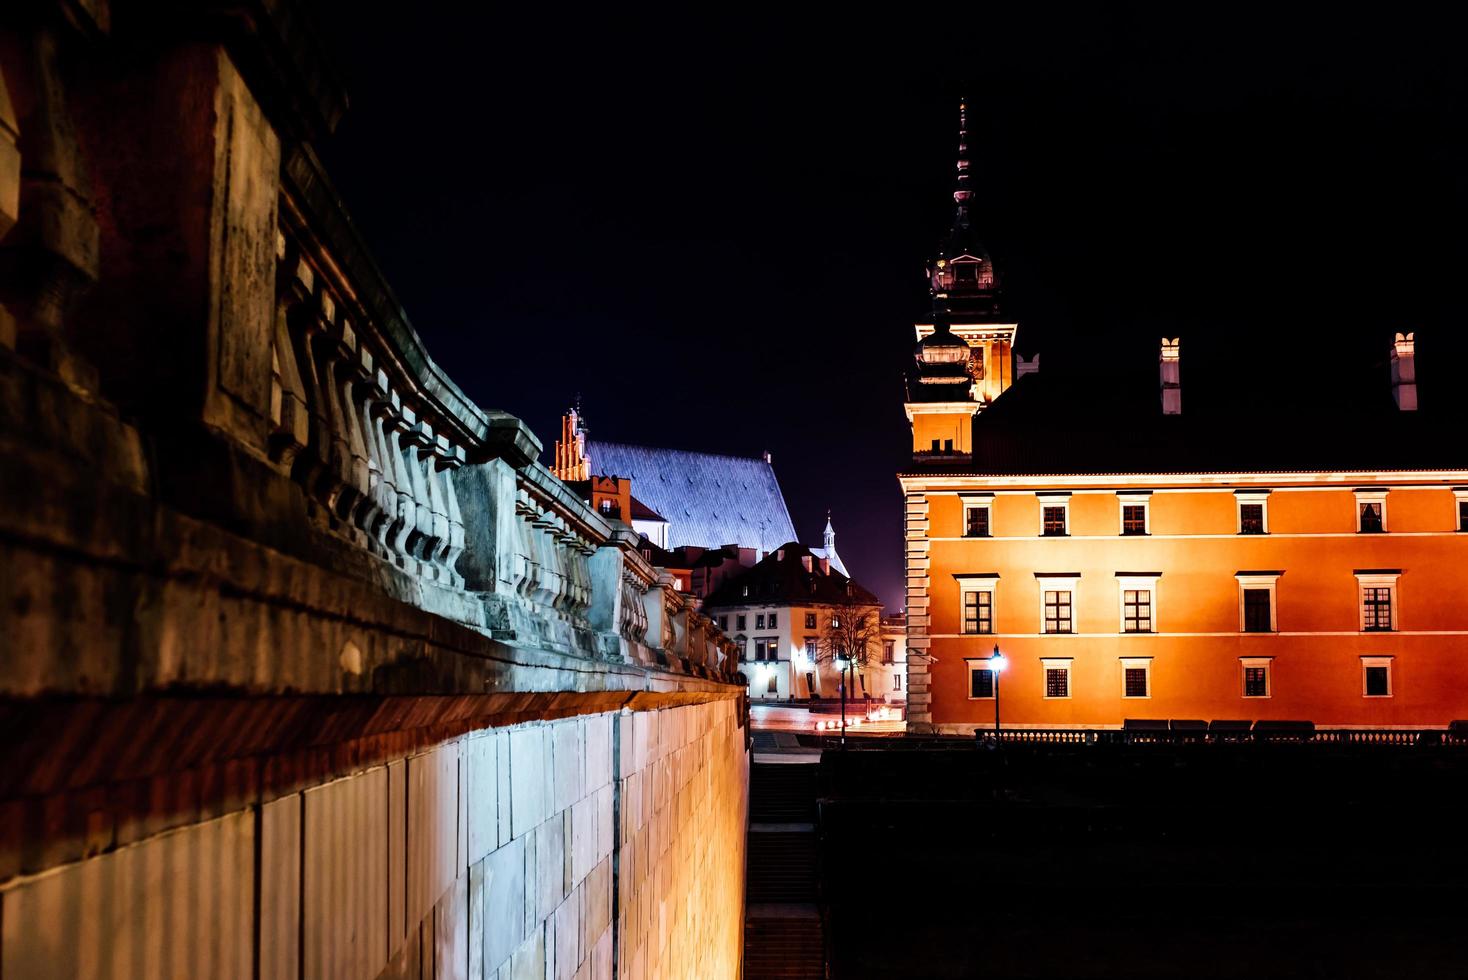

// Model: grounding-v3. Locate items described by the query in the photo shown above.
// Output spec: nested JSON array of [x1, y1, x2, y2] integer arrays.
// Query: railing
[[966, 728, 1467, 747]]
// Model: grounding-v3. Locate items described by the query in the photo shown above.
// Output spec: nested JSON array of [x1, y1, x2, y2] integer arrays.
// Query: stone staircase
[[744, 760, 826, 979]]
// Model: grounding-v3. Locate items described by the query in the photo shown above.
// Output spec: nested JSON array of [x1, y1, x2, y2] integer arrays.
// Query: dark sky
[[314, 6, 1466, 610]]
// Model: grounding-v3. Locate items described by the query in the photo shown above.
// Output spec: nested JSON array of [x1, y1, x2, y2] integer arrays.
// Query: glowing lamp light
[[816, 720, 827, 732], [991, 648, 1008, 673]]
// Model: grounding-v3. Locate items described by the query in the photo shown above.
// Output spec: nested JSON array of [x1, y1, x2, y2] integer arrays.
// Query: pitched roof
[[703, 542, 881, 609], [587, 441, 796, 551], [629, 495, 666, 522], [904, 329, 1468, 477]]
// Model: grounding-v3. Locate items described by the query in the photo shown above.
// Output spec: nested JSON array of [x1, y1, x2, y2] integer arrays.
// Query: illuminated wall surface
[[907, 480, 1468, 733], [0, 703, 748, 979]]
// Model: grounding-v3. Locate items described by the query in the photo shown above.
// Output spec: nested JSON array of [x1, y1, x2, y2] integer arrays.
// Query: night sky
[[316, 6, 1466, 610]]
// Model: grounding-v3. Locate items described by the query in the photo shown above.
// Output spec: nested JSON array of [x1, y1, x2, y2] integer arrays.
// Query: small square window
[[1239, 503, 1266, 535], [1121, 504, 1148, 536], [1041, 506, 1068, 536], [963, 590, 994, 635], [1123, 666, 1149, 698], [1243, 663, 1270, 698], [965, 505, 991, 537], [1363, 663, 1392, 697], [1045, 667, 1069, 698], [805, 612, 817, 629], [970, 666, 996, 699]]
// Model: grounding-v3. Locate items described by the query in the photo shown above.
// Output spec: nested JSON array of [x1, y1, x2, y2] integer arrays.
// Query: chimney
[[818, 557, 830, 575], [1159, 338, 1181, 415], [1391, 332, 1417, 411], [801, 555, 813, 572], [1015, 353, 1040, 378], [776, 548, 785, 562]]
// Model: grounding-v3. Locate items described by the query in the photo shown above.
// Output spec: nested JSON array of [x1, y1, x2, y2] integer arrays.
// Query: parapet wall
[[0, 700, 747, 979]]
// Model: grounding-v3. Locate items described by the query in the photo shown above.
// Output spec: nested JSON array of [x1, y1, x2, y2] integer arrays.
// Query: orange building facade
[[901, 102, 1468, 732], [903, 473, 1468, 733]]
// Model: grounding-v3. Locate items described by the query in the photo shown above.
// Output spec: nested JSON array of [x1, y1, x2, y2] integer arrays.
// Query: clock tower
[[905, 98, 1020, 460]]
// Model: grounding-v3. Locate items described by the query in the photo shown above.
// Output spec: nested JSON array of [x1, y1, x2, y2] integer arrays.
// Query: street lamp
[[990, 644, 1008, 735], [835, 652, 851, 747]]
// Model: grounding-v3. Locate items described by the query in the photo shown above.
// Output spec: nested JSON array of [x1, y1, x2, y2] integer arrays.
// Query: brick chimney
[[1160, 338, 1181, 415], [1391, 332, 1417, 411], [818, 557, 830, 575], [801, 555, 813, 572]]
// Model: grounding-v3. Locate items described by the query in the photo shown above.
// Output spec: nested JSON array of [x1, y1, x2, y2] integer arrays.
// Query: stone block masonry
[[0, 701, 748, 979]]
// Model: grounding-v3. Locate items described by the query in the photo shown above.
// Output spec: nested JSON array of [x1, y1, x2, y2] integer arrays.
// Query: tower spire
[[953, 96, 972, 229]]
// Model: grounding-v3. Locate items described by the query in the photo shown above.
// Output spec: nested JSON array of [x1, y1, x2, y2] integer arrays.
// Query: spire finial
[[953, 96, 971, 216]]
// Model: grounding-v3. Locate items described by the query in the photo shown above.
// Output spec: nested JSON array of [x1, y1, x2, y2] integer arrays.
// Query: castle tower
[[905, 98, 1020, 460]]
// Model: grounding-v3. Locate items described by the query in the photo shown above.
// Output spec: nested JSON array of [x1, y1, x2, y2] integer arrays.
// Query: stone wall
[[0, 700, 747, 979], [0, 4, 750, 977]]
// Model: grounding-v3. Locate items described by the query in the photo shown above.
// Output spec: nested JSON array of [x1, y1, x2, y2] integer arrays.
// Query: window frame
[[736, 614, 747, 631], [956, 574, 999, 635], [963, 502, 992, 538], [1042, 658, 1072, 700], [1361, 656, 1393, 698], [1235, 490, 1271, 535], [1354, 490, 1388, 534], [1116, 574, 1160, 634], [1038, 493, 1071, 537], [1454, 489, 1468, 532], [1121, 658, 1152, 699], [1036, 574, 1078, 635], [1240, 657, 1272, 698], [804, 612, 817, 629], [768, 611, 778, 629], [1117, 492, 1151, 536], [1355, 572, 1400, 633], [1236, 572, 1281, 633], [966, 659, 997, 700]]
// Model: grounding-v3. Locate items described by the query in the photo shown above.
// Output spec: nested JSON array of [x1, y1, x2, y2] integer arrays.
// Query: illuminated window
[[1241, 658, 1271, 698], [1122, 590, 1152, 633], [756, 614, 765, 630], [1236, 491, 1270, 534], [1362, 657, 1393, 697], [1041, 506, 1068, 536], [1122, 659, 1151, 698], [1361, 588, 1393, 631], [1355, 490, 1388, 533], [1121, 505, 1147, 535], [1043, 659, 1072, 699], [962, 590, 993, 634], [769, 612, 778, 629], [968, 663, 996, 699], [805, 612, 816, 629], [1044, 591, 1073, 633], [965, 504, 991, 537], [1118, 493, 1151, 535]]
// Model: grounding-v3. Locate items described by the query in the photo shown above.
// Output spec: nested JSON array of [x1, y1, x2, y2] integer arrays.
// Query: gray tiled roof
[[587, 441, 796, 553]]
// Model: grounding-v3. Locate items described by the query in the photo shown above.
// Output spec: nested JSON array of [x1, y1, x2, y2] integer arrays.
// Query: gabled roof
[[703, 542, 881, 609], [629, 495, 666, 522], [588, 441, 796, 552]]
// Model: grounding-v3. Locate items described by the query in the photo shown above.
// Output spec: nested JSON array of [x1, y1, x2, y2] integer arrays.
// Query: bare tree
[[816, 590, 883, 699]]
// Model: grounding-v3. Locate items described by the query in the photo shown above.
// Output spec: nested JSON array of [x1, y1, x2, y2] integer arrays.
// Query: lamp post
[[836, 652, 851, 747], [991, 644, 1008, 735]]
